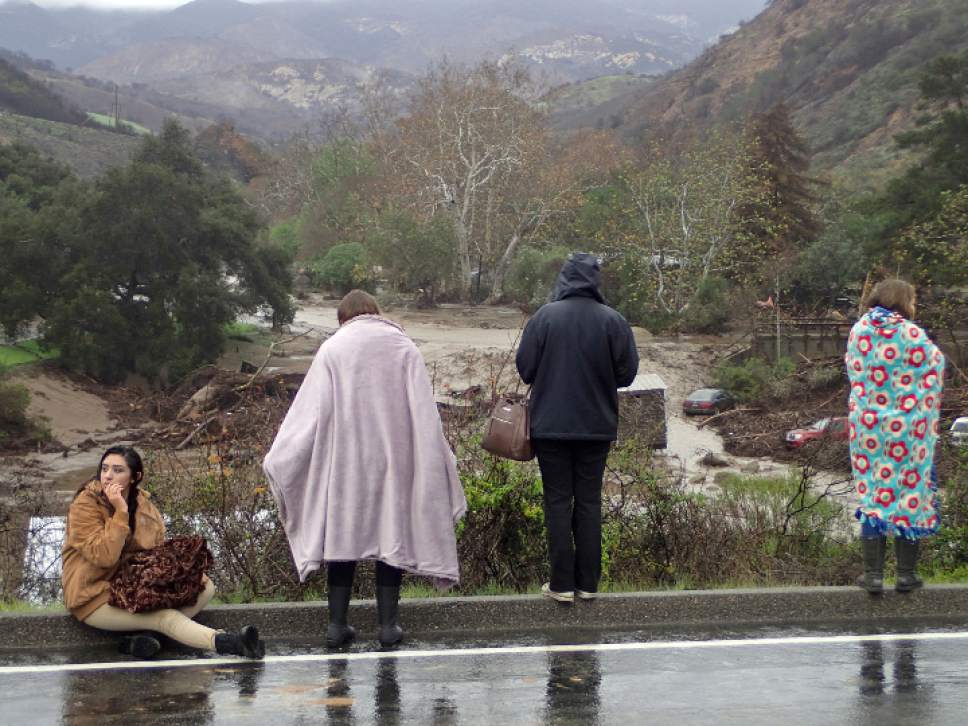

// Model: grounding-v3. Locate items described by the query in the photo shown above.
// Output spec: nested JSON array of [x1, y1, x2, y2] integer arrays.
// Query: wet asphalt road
[[4, 626, 968, 725]]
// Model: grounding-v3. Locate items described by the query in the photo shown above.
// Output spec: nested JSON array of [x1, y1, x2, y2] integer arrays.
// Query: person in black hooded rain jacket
[[515, 252, 638, 603]]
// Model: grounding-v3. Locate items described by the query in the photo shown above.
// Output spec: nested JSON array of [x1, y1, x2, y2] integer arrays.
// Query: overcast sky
[[26, 0, 768, 13], [29, 0, 225, 7]]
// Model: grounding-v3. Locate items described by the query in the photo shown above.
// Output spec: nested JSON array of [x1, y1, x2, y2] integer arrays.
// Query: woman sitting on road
[[846, 279, 946, 594], [263, 289, 467, 648], [62, 446, 264, 659]]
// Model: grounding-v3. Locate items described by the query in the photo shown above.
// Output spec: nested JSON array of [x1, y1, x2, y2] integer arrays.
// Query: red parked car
[[784, 417, 848, 449]]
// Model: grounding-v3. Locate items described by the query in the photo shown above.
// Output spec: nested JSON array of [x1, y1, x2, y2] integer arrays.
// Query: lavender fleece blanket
[[263, 315, 467, 586]]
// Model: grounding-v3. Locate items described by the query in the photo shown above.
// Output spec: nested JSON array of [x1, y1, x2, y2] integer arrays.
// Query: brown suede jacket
[[61, 479, 165, 621]]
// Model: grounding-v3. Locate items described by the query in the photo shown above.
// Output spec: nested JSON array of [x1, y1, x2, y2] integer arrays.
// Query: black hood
[[552, 252, 604, 303]]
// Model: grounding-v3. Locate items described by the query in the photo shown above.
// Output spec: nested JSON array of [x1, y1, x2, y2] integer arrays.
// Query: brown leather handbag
[[481, 393, 534, 461]]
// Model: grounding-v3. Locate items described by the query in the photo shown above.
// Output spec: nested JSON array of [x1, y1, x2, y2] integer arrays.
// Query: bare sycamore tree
[[387, 60, 546, 300], [252, 133, 322, 220], [254, 74, 403, 222], [486, 131, 627, 302], [622, 130, 761, 317]]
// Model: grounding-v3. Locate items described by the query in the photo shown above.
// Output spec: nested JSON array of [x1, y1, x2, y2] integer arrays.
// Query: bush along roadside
[[0, 368, 50, 450]]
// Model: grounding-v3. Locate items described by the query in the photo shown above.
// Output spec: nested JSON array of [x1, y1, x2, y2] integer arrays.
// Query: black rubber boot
[[856, 536, 886, 594], [214, 625, 265, 659], [376, 586, 404, 647], [325, 585, 356, 648], [895, 538, 924, 593], [118, 632, 161, 659]]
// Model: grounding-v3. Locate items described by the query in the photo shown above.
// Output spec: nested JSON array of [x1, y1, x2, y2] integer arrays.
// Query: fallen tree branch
[[697, 407, 760, 429], [176, 330, 315, 450], [175, 413, 222, 451], [237, 329, 314, 393]]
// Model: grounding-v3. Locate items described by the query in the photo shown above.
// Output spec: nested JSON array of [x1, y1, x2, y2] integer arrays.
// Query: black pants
[[327, 561, 403, 588], [534, 439, 611, 593]]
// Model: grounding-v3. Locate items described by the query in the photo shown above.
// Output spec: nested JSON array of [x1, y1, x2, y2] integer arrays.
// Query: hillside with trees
[[2, 0, 966, 375], [0, 55, 85, 125], [593, 0, 968, 191]]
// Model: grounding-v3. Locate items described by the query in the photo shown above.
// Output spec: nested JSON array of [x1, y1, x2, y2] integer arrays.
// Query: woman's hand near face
[[104, 481, 128, 513]]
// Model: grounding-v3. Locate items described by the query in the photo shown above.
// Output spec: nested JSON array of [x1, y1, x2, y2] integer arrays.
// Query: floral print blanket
[[846, 306, 945, 539]]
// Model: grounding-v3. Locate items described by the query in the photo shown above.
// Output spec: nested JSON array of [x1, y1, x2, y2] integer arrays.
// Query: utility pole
[[775, 268, 781, 363], [113, 85, 120, 129]]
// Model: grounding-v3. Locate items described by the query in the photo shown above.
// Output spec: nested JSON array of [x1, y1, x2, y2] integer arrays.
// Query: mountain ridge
[[0, 0, 766, 81], [587, 0, 968, 189]]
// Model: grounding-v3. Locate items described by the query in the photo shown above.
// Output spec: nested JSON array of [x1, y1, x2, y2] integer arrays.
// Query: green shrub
[[922, 445, 968, 578], [367, 210, 458, 303], [310, 242, 374, 295], [681, 276, 731, 333], [504, 246, 571, 311], [222, 322, 262, 342], [0, 378, 30, 442], [0, 374, 49, 447], [457, 458, 548, 590], [715, 356, 796, 403], [269, 218, 301, 259]]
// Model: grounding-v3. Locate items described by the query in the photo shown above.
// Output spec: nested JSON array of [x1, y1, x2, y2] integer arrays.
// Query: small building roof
[[619, 373, 667, 394]]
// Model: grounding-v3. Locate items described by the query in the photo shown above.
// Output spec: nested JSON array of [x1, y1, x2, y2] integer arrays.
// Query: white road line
[[3, 631, 968, 676]]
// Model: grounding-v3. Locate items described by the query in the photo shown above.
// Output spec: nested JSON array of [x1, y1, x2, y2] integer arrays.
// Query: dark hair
[[337, 289, 380, 325], [866, 278, 916, 320], [75, 446, 144, 532]]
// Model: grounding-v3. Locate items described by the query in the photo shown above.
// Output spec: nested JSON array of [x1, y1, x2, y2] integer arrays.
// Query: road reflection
[[322, 659, 357, 725], [61, 665, 216, 724], [545, 650, 602, 725], [857, 639, 935, 722], [59, 661, 265, 725], [373, 658, 400, 725]]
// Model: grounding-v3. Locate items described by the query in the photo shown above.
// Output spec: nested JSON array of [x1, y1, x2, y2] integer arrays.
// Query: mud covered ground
[[13, 295, 965, 511], [0, 296, 740, 511]]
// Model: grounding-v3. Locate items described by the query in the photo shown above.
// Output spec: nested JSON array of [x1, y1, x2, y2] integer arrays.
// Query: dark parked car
[[682, 388, 734, 415], [784, 416, 848, 449]]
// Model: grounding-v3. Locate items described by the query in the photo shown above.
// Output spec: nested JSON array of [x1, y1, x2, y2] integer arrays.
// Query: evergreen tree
[[0, 144, 87, 339], [1, 121, 295, 383], [874, 48, 968, 257], [738, 102, 822, 281]]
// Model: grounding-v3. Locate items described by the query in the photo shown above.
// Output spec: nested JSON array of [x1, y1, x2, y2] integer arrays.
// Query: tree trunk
[[775, 268, 781, 363], [486, 232, 521, 303], [453, 209, 472, 301]]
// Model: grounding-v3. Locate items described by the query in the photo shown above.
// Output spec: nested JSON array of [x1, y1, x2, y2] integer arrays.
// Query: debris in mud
[[700, 452, 730, 468], [708, 355, 967, 481], [155, 369, 303, 450], [705, 357, 852, 472]]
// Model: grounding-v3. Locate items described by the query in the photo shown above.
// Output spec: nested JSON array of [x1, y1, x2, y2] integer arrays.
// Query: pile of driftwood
[[151, 365, 304, 451]]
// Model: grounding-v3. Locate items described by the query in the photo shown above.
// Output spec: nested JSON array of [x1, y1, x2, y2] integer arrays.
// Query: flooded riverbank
[[1, 298, 854, 603]]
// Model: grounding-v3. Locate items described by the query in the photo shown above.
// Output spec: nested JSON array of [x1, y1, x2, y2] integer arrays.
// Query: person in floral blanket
[[846, 279, 946, 594]]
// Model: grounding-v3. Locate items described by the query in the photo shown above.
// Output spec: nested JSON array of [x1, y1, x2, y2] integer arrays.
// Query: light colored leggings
[[84, 577, 218, 651]]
